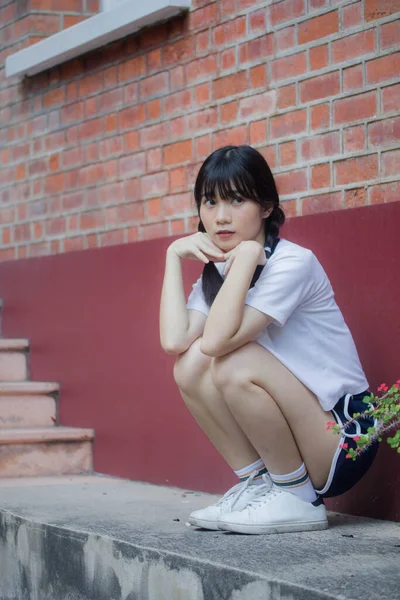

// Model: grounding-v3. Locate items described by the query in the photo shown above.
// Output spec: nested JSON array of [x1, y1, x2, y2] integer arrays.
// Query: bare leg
[[174, 338, 260, 471], [211, 342, 339, 490]]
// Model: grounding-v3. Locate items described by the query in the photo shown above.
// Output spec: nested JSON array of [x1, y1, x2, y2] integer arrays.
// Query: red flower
[[353, 435, 361, 442], [394, 384, 399, 390], [377, 383, 389, 392], [345, 454, 351, 459]]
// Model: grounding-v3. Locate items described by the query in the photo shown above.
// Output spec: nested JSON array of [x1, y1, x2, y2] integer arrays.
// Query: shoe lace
[[245, 482, 281, 509], [216, 471, 273, 511]]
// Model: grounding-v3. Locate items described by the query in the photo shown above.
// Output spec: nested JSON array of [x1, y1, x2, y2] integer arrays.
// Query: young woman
[[159, 145, 378, 535]]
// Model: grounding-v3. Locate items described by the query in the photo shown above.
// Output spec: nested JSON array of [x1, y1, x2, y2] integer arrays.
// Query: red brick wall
[[0, 0, 399, 261]]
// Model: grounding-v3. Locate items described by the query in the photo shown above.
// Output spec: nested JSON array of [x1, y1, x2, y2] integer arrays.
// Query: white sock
[[234, 458, 268, 486], [269, 462, 318, 502]]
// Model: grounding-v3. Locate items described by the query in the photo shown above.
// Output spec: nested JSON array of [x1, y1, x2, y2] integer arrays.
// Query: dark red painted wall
[[0, 202, 399, 520]]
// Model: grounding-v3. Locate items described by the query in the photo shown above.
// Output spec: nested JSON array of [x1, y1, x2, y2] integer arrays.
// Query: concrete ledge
[[5, 0, 191, 78], [0, 477, 399, 600]]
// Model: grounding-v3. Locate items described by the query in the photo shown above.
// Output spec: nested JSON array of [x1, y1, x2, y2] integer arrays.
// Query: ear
[[261, 207, 273, 219]]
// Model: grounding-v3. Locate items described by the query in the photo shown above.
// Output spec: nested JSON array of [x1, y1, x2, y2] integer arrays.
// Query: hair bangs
[[196, 151, 262, 205]]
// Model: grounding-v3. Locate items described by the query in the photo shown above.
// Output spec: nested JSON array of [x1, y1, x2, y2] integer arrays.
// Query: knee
[[211, 354, 252, 393], [173, 337, 212, 395]]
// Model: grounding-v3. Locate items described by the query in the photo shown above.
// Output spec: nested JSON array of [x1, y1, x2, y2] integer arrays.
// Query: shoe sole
[[218, 519, 329, 534], [188, 516, 220, 530]]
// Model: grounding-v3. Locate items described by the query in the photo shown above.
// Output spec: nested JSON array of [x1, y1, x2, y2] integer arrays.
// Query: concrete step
[[0, 381, 59, 395], [0, 394, 56, 428], [0, 427, 94, 477], [0, 477, 399, 600], [0, 338, 29, 381]]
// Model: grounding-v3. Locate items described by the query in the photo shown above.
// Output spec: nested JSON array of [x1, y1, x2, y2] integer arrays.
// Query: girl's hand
[[222, 240, 267, 276], [168, 232, 225, 264]]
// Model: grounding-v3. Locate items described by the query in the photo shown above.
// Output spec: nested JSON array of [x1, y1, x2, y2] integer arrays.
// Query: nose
[[215, 202, 232, 224]]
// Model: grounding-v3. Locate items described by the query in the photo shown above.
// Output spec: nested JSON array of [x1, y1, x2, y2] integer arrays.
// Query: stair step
[[0, 382, 59, 395], [0, 339, 29, 351], [0, 428, 94, 477], [0, 341, 29, 381], [0, 427, 94, 445], [0, 395, 56, 428]]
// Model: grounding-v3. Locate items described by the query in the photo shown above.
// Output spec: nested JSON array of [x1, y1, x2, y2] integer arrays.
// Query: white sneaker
[[188, 472, 273, 530], [218, 487, 328, 534]]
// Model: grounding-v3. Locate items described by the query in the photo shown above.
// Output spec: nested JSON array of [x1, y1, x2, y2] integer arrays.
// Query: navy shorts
[[315, 390, 379, 499]]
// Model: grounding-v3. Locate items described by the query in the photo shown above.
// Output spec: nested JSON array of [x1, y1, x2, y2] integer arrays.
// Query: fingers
[[194, 249, 210, 264]]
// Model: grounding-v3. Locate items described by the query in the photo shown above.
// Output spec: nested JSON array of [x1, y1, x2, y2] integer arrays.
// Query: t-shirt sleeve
[[186, 275, 210, 316], [245, 250, 314, 327]]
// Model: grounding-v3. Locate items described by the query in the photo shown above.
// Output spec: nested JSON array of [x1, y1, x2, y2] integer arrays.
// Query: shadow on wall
[[0, 201, 398, 521]]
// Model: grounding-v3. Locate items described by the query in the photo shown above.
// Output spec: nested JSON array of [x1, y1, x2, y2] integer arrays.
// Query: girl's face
[[199, 188, 272, 251]]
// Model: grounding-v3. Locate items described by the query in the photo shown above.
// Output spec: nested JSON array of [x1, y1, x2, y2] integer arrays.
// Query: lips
[[217, 230, 234, 234]]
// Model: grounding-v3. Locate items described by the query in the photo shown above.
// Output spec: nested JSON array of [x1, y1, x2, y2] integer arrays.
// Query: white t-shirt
[[186, 238, 369, 411]]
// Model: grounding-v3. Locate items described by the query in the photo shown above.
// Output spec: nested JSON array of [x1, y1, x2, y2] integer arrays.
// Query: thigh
[[212, 342, 339, 487]]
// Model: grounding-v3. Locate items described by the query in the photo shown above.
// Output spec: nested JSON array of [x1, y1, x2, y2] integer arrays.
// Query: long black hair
[[194, 145, 285, 307]]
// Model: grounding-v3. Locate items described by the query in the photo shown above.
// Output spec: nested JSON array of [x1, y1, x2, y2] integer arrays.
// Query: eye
[[203, 198, 216, 206], [232, 197, 245, 204]]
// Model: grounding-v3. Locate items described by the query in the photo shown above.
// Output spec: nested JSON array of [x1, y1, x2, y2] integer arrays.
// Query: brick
[[49, 154, 59, 171], [86, 142, 99, 163], [140, 72, 169, 100], [104, 66, 117, 88], [169, 167, 187, 192], [30, 0, 82, 10], [79, 164, 105, 187], [99, 136, 123, 159], [369, 180, 400, 205], [213, 126, 248, 149], [61, 101, 83, 124], [368, 116, 400, 148], [62, 192, 85, 212], [15, 224, 31, 243], [187, 108, 218, 135], [220, 100, 239, 124], [123, 82, 139, 105], [171, 219, 186, 235], [119, 56, 146, 82], [98, 89, 123, 113], [148, 48, 163, 73], [250, 64, 267, 88], [309, 44, 329, 71], [342, 2, 363, 29], [333, 91, 377, 125], [344, 187, 366, 209], [239, 91, 276, 120], [299, 11, 338, 45], [79, 73, 103, 97], [81, 210, 105, 231], [186, 55, 218, 84], [44, 173, 65, 195], [275, 169, 307, 195], [335, 154, 378, 184], [140, 122, 169, 148], [213, 17, 246, 47], [344, 125, 366, 153], [124, 131, 140, 152], [196, 30, 211, 54], [195, 134, 212, 160], [381, 20, 400, 50], [119, 153, 146, 178], [170, 66, 185, 90], [365, 0, 399, 22], [250, 120, 267, 145], [311, 163, 330, 189], [213, 71, 247, 100], [44, 87, 64, 108], [170, 116, 185, 139], [119, 104, 146, 130], [79, 117, 103, 140], [164, 140, 193, 166], [382, 149, 400, 177], [302, 192, 342, 215], [221, 48, 236, 72], [195, 83, 211, 105], [300, 72, 340, 103], [269, 0, 305, 27], [343, 64, 363, 92], [270, 109, 307, 140], [300, 131, 340, 160], [189, 2, 218, 31], [366, 52, 400, 84], [332, 30, 375, 64], [277, 84, 297, 110], [382, 84, 400, 114], [147, 198, 163, 220], [146, 148, 162, 173], [29, 14, 60, 34], [147, 99, 162, 121], [84, 97, 97, 119], [276, 26, 296, 52], [239, 35, 274, 65], [139, 221, 169, 241], [163, 192, 193, 217], [46, 218, 66, 236], [270, 52, 307, 82], [249, 9, 267, 34], [280, 141, 297, 166], [64, 15, 87, 29], [165, 90, 192, 116]]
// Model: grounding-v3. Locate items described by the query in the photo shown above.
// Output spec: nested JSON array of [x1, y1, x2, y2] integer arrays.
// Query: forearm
[[201, 247, 259, 354], [159, 248, 190, 353]]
